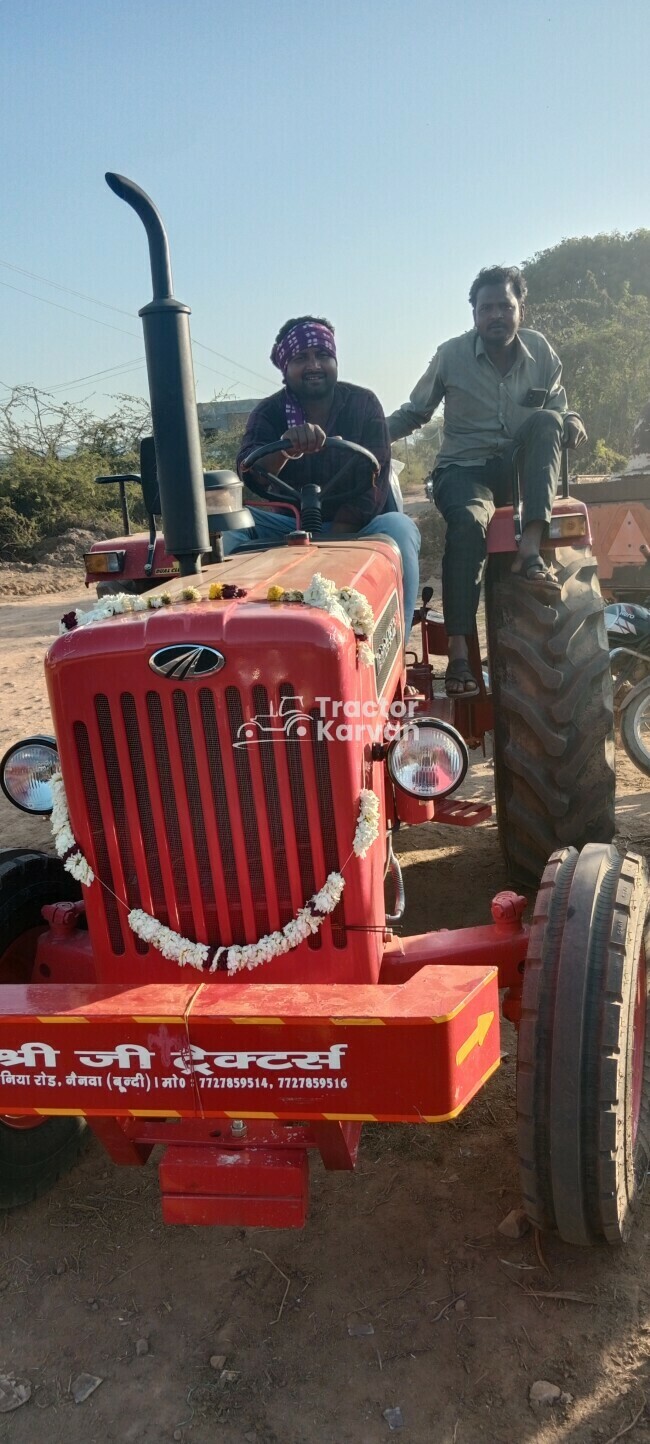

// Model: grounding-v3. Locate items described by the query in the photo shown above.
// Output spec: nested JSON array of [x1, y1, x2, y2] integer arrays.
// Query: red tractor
[[0, 176, 645, 1247]]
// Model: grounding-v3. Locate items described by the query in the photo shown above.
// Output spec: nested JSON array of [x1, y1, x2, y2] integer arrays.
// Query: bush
[[590, 439, 629, 475], [0, 504, 37, 555]]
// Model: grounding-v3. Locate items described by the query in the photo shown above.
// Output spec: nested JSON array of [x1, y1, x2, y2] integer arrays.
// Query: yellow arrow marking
[[455, 1012, 494, 1067]]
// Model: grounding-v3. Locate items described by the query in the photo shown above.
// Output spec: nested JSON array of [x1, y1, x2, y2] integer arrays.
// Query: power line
[[47, 356, 145, 391], [0, 258, 135, 317], [0, 279, 257, 391], [0, 257, 274, 386], [0, 279, 142, 339], [193, 338, 272, 385]]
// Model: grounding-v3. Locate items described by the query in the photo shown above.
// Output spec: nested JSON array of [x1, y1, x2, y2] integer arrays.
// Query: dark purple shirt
[[236, 381, 392, 530]]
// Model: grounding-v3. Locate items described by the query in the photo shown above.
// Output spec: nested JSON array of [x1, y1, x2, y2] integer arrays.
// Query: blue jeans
[[222, 508, 421, 630]]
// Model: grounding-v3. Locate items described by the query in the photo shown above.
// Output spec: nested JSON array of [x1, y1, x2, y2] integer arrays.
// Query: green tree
[[523, 232, 650, 469], [524, 231, 650, 305], [0, 387, 151, 556], [0, 384, 243, 556]]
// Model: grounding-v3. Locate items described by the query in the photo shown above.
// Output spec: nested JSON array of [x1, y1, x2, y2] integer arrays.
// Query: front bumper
[[0, 964, 502, 1126]]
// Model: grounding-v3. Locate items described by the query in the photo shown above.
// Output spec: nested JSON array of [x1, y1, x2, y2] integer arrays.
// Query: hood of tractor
[[45, 538, 404, 989]]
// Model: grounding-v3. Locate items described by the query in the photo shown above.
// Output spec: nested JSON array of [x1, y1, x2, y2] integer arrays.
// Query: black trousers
[[432, 408, 563, 636]]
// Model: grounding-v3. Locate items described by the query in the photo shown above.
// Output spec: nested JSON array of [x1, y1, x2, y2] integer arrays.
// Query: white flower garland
[[212, 872, 345, 975], [49, 775, 380, 975], [126, 911, 210, 972], [301, 574, 375, 637], [50, 772, 95, 887], [59, 592, 148, 633], [58, 586, 224, 635], [353, 789, 381, 858], [62, 576, 375, 643]]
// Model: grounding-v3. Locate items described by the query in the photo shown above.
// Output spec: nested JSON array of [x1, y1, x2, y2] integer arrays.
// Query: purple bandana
[[270, 322, 337, 376], [270, 323, 337, 429]]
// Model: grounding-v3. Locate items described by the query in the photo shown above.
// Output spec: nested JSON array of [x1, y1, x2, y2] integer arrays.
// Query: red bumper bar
[[0, 964, 502, 1125]]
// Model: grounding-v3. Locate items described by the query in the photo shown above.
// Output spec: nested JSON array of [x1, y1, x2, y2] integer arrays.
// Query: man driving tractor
[[387, 266, 587, 696], [227, 316, 421, 628]]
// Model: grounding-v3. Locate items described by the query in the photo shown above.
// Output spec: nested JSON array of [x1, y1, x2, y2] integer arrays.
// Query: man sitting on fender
[[228, 316, 420, 628], [387, 266, 586, 696]]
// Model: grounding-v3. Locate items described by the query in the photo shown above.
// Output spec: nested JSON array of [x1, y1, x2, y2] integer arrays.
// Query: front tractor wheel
[[0, 850, 87, 1209], [486, 546, 616, 888], [517, 844, 650, 1246]]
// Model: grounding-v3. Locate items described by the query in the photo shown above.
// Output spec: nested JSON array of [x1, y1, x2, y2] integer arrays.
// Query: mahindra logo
[[148, 644, 225, 679]]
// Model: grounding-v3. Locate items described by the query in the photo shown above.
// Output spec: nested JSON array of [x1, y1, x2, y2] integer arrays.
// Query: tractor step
[[434, 796, 492, 826], [160, 1144, 309, 1228]]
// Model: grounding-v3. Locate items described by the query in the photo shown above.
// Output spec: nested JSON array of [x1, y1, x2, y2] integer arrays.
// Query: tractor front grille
[[74, 684, 345, 957]]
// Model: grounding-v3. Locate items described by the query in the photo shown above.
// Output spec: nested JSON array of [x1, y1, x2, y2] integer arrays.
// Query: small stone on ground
[[529, 1380, 562, 1406], [0, 1375, 31, 1412], [71, 1373, 103, 1404], [498, 1207, 530, 1239]]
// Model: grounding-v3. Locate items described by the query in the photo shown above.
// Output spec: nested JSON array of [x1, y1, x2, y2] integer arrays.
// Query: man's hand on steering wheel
[[281, 423, 327, 458], [240, 436, 380, 509]]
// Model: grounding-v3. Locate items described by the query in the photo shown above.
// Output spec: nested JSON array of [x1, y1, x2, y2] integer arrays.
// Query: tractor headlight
[[548, 512, 587, 540], [387, 719, 468, 799], [0, 737, 59, 815], [84, 550, 125, 575]]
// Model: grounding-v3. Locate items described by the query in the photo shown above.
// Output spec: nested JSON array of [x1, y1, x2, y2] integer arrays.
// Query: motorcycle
[[606, 597, 650, 777]]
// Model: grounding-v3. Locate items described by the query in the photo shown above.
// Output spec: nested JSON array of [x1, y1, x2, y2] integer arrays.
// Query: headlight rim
[[387, 716, 469, 800], [0, 735, 59, 816]]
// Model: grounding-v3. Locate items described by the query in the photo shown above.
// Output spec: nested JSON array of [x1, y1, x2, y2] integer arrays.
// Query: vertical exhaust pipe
[[105, 173, 209, 575]]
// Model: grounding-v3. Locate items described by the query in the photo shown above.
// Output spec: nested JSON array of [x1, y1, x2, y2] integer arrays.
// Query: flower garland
[[59, 584, 247, 634], [267, 573, 375, 639], [60, 573, 374, 644], [49, 775, 380, 975], [51, 772, 95, 887], [353, 789, 381, 858], [210, 873, 345, 975]]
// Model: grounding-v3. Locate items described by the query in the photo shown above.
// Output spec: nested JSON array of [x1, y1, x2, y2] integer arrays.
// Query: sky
[[1, 0, 649, 419]]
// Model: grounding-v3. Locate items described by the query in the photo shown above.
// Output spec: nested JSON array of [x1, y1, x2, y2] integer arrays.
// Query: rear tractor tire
[[486, 546, 616, 889], [517, 844, 650, 1246], [0, 850, 87, 1209]]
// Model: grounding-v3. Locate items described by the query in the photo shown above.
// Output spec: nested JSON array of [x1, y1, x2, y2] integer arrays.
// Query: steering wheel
[[239, 436, 380, 508]]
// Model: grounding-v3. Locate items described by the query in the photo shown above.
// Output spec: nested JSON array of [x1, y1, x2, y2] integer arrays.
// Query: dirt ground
[[0, 548, 650, 1444]]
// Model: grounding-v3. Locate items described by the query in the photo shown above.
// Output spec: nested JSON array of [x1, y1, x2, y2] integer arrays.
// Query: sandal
[[445, 657, 480, 698], [511, 554, 561, 592]]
